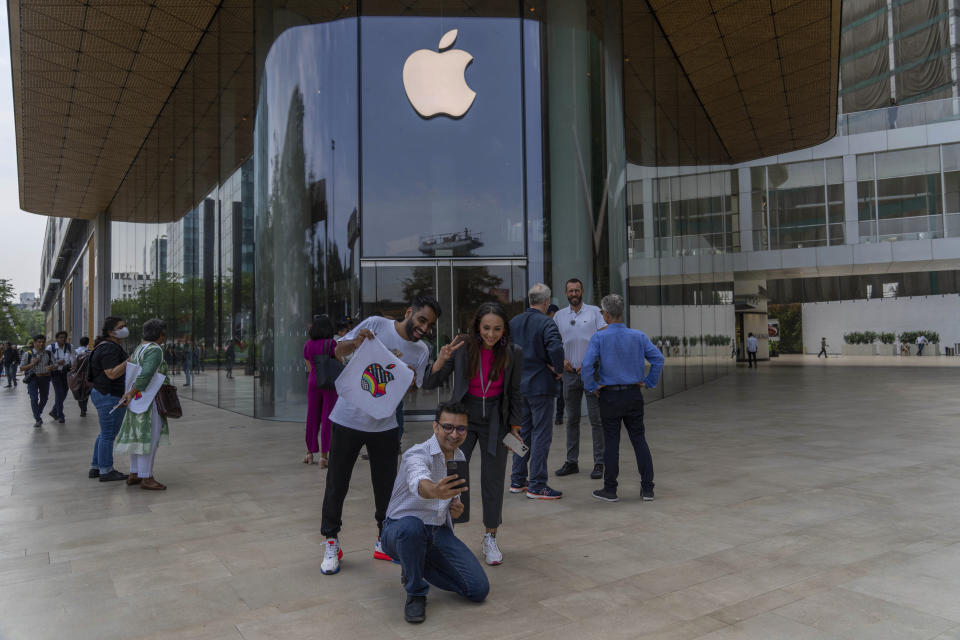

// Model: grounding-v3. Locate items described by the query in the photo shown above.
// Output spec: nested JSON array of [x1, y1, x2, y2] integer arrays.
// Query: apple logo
[[402, 29, 476, 119]]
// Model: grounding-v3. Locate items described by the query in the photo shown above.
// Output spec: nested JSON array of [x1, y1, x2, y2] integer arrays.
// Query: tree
[[0, 279, 31, 344]]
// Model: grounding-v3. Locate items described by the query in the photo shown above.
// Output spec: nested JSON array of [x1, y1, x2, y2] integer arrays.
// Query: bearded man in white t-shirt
[[320, 295, 441, 576]]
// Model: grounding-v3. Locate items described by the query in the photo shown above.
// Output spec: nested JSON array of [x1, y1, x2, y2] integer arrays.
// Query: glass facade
[[43, 0, 753, 419]]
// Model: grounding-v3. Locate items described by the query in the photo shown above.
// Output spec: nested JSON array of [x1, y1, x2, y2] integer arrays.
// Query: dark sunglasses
[[438, 423, 467, 435]]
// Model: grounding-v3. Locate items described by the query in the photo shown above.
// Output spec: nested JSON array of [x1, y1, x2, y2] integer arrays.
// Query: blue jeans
[[50, 371, 68, 419], [381, 516, 489, 601], [27, 376, 50, 421], [184, 361, 193, 385], [4, 362, 16, 386], [90, 388, 126, 473], [510, 394, 555, 491]]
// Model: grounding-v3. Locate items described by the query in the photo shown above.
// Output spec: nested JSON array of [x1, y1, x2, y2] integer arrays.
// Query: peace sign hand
[[437, 336, 466, 363]]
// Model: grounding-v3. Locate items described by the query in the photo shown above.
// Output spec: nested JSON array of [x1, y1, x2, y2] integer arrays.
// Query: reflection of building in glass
[[19, 1, 844, 420], [418, 228, 483, 257]]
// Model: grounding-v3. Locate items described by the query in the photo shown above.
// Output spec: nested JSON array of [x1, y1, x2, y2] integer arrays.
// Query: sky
[[0, 7, 50, 298]]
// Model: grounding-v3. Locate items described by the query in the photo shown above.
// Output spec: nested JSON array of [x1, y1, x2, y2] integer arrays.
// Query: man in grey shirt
[[553, 278, 607, 480]]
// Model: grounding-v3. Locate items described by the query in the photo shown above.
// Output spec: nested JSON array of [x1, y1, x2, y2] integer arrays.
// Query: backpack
[[67, 347, 93, 397]]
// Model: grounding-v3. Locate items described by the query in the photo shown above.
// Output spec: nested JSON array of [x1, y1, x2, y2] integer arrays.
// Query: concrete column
[[843, 154, 860, 244], [738, 168, 754, 252], [642, 177, 654, 256], [93, 211, 112, 333], [887, 0, 897, 101]]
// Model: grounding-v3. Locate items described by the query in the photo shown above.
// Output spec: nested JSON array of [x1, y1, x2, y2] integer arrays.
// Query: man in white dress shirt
[[553, 278, 607, 480], [380, 401, 489, 624]]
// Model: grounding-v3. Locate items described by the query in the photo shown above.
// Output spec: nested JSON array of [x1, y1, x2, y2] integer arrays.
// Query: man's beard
[[568, 296, 581, 307], [404, 317, 423, 341]]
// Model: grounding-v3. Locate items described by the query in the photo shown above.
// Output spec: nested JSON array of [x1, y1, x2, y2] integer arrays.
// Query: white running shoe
[[482, 533, 503, 566], [321, 538, 342, 575]]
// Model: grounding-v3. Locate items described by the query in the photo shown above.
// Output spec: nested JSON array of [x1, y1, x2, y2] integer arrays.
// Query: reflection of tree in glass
[[398, 266, 506, 334]]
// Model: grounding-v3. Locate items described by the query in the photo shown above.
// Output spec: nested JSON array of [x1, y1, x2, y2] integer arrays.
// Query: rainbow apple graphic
[[402, 29, 476, 118]]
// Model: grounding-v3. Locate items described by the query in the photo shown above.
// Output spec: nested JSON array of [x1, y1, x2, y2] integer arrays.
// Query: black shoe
[[590, 464, 603, 480], [48, 411, 57, 419], [33, 420, 41, 428], [404, 595, 426, 624], [80, 412, 86, 417], [99, 469, 129, 482], [57, 417, 65, 424], [641, 488, 655, 501], [592, 488, 619, 502], [88, 468, 100, 479], [555, 462, 579, 476]]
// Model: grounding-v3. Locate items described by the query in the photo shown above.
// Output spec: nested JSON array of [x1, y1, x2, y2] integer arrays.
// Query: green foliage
[[0, 279, 34, 344], [769, 341, 780, 356], [843, 331, 879, 345], [898, 330, 940, 344], [767, 303, 802, 353], [879, 332, 895, 344]]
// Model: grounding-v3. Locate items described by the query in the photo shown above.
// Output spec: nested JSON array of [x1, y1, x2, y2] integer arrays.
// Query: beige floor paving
[[1, 360, 960, 639]]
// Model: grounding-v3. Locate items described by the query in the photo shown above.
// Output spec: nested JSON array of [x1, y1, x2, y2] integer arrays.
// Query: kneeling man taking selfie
[[380, 401, 489, 623]]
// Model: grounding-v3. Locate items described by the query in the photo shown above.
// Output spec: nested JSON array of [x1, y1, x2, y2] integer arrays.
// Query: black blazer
[[423, 342, 524, 430]]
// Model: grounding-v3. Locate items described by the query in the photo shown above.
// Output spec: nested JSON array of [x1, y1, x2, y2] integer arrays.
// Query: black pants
[[817, 347, 827, 358], [50, 371, 68, 419], [747, 351, 757, 367], [320, 422, 400, 539], [459, 395, 509, 530], [599, 387, 654, 493]]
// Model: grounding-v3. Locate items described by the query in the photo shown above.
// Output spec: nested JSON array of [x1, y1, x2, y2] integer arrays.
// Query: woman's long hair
[[467, 302, 511, 383]]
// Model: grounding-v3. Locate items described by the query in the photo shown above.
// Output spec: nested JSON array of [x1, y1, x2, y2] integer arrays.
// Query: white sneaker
[[321, 538, 342, 575], [482, 533, 503, 566]]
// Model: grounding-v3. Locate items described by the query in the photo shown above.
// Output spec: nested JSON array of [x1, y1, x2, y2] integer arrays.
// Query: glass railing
[[838, 97, 960, 136], [858, 215, 944, 242]]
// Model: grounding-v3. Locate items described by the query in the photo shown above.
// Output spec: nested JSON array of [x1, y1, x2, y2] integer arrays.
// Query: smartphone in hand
[[445, 460, 469, 489]]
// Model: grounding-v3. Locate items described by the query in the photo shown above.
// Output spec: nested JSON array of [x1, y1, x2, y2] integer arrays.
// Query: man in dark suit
[[509, 283, 565, 499]]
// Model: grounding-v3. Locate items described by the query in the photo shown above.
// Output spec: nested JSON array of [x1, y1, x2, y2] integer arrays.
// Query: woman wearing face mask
[[423, 302, 523, 566], [88, 316, 132, 482], [115, 318, 171, 490]]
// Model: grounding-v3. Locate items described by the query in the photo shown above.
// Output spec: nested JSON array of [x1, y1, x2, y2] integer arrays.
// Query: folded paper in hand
[[123, 362, 165, 415]]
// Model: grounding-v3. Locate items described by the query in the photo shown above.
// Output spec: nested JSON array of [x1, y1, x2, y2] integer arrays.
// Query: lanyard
[[478, 354, 494, 416]]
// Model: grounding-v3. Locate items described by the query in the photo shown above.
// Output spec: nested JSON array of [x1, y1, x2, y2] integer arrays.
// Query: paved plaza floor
[[1, 361, 960, 639]]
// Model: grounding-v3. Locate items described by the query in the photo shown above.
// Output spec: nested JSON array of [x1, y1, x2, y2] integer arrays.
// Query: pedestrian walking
[[3, 342, 20, 387], [46, 331, 72, 422], [553, 278, 607, 480], [581, 294, 664, 503], [20, 335, 55, 427], [508, 283, 565, 500], [423, 301, 523, 565], [115, 319, 171, 490], [817, 337, 828, 358], [72, 337, 90, 416], [319, 295, 437, 576], [88, 317, 131, 482], [746, 333, 758, 368], [303, 315, 338, 467]]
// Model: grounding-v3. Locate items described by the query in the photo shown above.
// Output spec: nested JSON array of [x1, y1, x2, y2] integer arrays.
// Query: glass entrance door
[[360, 259, 527, 418]]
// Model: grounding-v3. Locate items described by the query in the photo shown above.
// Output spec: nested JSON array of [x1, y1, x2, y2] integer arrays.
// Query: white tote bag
[[335, 337, 414, 420]]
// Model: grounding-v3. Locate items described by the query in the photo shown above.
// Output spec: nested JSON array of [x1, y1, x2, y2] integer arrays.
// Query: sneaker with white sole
[[481, 533, 503, 566], [374, 537, 399, 563], [321, 538, 342, 575]]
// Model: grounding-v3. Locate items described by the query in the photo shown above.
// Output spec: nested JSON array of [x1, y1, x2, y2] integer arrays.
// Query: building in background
[[12, 1, 842, 420], [629, 0, 960, 360]]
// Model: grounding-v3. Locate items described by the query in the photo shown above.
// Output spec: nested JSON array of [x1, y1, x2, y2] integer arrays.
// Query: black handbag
[[155, 384, 183, 419], [313, 340, 343, 390]]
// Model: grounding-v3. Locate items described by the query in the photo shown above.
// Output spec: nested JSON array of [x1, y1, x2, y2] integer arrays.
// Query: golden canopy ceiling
[[9, 0, 840, 221]]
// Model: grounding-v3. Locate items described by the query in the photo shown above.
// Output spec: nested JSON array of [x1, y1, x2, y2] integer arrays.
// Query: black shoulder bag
[[313, 339, 344, 390]]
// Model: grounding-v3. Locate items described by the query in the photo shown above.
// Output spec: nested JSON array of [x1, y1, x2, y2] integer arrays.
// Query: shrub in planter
[[879, 332, 895, 344]]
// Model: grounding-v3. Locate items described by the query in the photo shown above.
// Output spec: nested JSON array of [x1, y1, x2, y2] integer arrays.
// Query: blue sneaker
[[526, 486, 562, 500]]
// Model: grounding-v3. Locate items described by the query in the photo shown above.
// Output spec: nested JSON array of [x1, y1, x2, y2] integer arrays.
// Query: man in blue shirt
[[509, 283, 565, 499], [581, 294, 664, 503]]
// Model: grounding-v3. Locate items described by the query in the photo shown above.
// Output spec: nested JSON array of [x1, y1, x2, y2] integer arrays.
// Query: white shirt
[[916, 335, 927, 345], [554, 304, 606, 369], [747, 336, 758, 352], [386, 434, 465, 528], [46, 342, 72, 371], [328, 316, 430, 432]]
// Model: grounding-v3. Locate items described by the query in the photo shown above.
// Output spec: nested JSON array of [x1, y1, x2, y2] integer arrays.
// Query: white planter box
[[842, 343, 879, 356]]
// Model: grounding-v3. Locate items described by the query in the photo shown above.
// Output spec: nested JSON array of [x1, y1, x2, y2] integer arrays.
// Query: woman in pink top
[[303, 315, 339, 467], [423, 302, 523, 566]]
